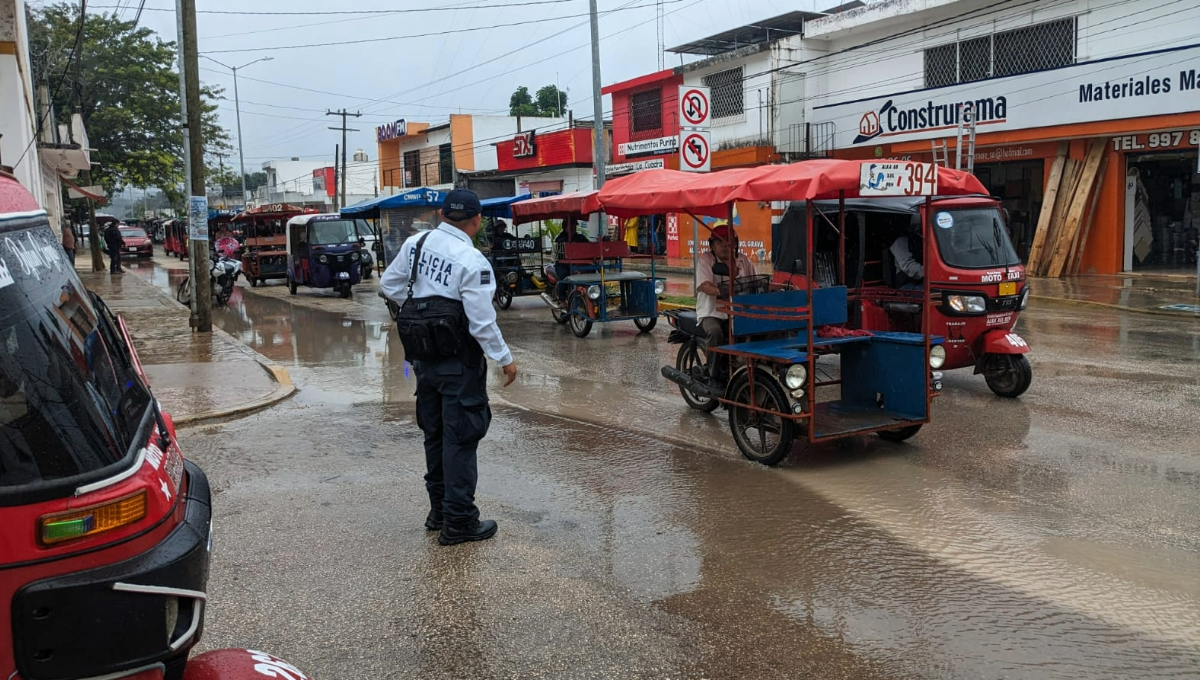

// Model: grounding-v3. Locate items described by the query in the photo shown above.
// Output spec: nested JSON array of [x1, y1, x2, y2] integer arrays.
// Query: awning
[[510, 190, 601, 225], [59, 175, 106, 202], [480, 194, 531, 219], [341, 187, 447, 218]]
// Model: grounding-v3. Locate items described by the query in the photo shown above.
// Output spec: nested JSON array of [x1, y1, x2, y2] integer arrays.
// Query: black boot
[[438, 519, 498, 546], [424, 510, 443, 531]]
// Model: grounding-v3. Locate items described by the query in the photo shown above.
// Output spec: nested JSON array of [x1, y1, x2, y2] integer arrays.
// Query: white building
[[253, 151, 378, 211]]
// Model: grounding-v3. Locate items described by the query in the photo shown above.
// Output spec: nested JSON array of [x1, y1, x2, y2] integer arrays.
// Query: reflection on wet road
[[129, 259, 1200, 678]]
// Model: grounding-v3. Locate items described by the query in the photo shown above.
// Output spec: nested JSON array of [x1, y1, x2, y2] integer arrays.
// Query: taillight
[[39, 490, 148, 546]]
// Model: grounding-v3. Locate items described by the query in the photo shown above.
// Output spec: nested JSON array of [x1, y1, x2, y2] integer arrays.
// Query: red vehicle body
[[772, 194, 1031, 397], [0, 172, 309, 680], [163, 219, 189, 260], [120, 226, 154, 258], [235, 205, 314, 287]]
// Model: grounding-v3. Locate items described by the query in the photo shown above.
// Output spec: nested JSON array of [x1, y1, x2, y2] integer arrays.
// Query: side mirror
[[711, 262, 730, 277]]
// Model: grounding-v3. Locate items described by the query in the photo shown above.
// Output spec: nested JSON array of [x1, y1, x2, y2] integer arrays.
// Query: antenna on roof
[[657, 0, 665, 70]]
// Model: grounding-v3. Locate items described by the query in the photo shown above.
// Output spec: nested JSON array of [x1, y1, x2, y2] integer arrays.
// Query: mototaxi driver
[[695, 223, 757, 387], [889, 214, 924, 290]]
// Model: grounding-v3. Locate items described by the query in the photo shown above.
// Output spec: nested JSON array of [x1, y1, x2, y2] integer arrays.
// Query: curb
[[1029, 294, 1200, 319]]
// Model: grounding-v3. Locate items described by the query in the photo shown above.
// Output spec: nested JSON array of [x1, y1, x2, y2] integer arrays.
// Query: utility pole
[[589, 0, 606, 190], [177, 0, 211, 332], [332, 145, 339, 211], [199, 55, 272, 207], [327, 109, 361, 211]]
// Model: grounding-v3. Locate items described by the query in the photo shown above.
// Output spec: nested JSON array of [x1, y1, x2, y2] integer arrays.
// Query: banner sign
[[188, 196, 209, 240], [858, 162, 939, 196]]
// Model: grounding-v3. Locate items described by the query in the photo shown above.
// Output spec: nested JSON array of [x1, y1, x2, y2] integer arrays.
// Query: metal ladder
[[930, 103, 977, 173]]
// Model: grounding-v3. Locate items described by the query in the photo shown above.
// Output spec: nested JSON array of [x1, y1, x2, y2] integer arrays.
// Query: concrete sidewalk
[[77, 265, 295, 426]]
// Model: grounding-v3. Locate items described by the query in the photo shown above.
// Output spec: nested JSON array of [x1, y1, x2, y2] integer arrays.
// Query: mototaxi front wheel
[[676, 342, 719, 413], [634, 316, 657, 333], [727, 369, 795, 466], [496, 287, 513, 310], [984, 354, 1032, 398], [339, 282, 353, 299], [568, 294, 593, 338], [878, 424, 922, 442]]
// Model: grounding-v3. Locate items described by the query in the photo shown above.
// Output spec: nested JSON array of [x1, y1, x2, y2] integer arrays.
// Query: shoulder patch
[[480, 270, 491, 285]]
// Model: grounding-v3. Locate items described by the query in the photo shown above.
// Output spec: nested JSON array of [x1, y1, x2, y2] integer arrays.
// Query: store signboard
[[618, 135, 678, 157], [607, 158, 666, 176], [812, 44, 1200, 149], [1111, 129, 1200, 152]]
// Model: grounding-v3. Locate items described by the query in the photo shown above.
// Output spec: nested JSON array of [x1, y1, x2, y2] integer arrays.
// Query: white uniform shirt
[[380, 223, 513, 367], [695, 250, 758, 320]]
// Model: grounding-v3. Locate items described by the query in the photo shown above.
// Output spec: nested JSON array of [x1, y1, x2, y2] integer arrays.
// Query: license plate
[[337, 272, 350, 280], [998, 282, 1016, 296]]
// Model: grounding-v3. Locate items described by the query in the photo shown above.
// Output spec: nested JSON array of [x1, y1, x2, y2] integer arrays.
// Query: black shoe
[[438, 519, 498, 546], [424, 510, 443, 531]]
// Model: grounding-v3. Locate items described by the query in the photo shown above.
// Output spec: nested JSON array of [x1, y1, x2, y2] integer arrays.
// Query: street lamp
[[200, 55, 273, 206]]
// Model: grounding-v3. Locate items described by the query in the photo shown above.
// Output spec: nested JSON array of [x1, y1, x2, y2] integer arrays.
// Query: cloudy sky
[[89, 0, 824, 172]]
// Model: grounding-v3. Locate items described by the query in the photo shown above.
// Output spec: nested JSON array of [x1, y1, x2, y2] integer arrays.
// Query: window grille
[[438, 143, 453, 185], [403, 150, 421, 187], [630, 90, 662, 133], [703, 66, 745, 119], [923, 17, 1075, 87]]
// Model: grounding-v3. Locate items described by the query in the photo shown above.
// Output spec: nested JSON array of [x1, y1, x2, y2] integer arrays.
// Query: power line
[[93, 0, 578, 15], [202, 1, 682, 54]]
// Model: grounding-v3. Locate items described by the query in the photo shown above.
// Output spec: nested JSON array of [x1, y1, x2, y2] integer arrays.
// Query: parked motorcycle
[[176, 254, 242, 307]]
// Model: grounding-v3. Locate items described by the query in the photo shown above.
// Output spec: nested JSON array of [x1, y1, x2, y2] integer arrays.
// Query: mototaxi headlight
[[587, 284, 602, 300], [1019, 285, 1030, 310], [506, 271, 520, 284], [349, 251, 360, 261], [318, 254, 329, 264], [654, 279, 666, 295], [947, 294, 986, 313], [929, 344, 946, 369], [784, 364, 807, 390]]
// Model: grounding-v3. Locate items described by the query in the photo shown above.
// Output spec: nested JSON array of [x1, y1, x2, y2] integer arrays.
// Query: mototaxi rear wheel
[[727, 369, 795, 466], [568, 293, 593, 338]]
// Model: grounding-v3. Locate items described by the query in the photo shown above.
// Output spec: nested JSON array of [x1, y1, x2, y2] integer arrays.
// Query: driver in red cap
[[695, 222, 757, 387]]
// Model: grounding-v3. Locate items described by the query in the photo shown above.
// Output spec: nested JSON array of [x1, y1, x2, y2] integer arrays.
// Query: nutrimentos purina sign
[[812, 44, 1200, 149]]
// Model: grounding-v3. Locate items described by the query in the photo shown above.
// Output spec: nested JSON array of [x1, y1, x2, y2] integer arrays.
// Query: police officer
[[380, 189, 518, 546]]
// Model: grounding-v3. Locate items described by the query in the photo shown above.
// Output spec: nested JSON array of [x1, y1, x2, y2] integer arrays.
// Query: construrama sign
[[813, 44, 1200, 149]]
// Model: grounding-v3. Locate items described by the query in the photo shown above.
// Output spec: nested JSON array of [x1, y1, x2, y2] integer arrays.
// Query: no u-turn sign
[[680, 130, 711, 172]]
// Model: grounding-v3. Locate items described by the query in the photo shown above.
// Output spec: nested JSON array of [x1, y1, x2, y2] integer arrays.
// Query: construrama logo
[[853, 95, 1008, 144]]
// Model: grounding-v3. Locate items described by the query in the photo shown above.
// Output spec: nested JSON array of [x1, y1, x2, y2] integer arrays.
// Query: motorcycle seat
[[675, 310, 700, 335], [542, 263, 559, 286]]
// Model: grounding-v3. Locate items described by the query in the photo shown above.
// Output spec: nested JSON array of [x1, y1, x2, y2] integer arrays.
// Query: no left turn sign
[[680, 87, 710, 127], [680, 131, 710, 172]]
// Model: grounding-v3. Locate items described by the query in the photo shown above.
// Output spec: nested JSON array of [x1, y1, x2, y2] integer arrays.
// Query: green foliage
[[28, 3, 232, 204], [243, 171, 268, 192], [509, 84, 567, 117]]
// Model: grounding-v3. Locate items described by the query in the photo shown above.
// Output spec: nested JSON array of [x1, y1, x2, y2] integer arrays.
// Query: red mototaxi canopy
[[510, 190, 601, 225], [596, 159, 989, 217]]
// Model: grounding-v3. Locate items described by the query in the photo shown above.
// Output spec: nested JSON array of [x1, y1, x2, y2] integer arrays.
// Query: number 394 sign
[[859, 162, 939, 197]]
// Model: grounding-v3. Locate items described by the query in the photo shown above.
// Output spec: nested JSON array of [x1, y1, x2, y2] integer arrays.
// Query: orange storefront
[[814, 45, 1200, 275]]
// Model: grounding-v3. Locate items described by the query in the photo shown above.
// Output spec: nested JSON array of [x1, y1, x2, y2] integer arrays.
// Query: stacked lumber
[[1026, 138, 1109, 277]]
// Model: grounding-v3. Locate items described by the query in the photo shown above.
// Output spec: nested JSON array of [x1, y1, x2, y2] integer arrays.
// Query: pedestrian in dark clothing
[[379, 188, 518, 546], [103, 222, 123, 273], [61, 223, 77, 266]]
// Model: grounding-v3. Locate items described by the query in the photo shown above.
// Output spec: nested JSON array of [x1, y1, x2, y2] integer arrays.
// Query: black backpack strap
[[407, 231, 433, 300]]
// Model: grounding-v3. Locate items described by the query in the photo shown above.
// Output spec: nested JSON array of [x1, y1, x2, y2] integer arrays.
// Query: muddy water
[[132, 262, 1200, 678]]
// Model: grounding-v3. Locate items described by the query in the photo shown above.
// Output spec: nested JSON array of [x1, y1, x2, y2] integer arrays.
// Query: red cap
[[709, 222, 732, 241]]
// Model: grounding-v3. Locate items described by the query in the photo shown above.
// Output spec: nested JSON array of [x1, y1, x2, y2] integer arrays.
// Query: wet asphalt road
[[127, 259, 1200, 679]]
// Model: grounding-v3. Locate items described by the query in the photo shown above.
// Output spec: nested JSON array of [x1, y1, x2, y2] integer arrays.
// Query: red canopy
[[596, 159, 989, 216], [510, 190, 602, 225]]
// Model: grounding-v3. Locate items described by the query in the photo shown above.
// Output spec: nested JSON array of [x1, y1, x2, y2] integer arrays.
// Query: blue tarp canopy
[[479, 194, 531, 219], [340, 187, 447, 218]]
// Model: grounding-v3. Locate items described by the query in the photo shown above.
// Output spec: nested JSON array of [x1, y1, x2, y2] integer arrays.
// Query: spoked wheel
[[339, 282, 353, 299], [727, 369, 795, 466], [983, 354, 1032, 398], [568, 293, 593, 338], [634, 316, 657, 333], [551, 304, 569, 324], [176, 277, 192, 305], [214, 285, 231, 307], [495, 287, 513, 310], [878, 424, 922, 442], [676, 342, 719, 413]]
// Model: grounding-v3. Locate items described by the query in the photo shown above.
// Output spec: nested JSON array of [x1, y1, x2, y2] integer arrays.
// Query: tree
[[535, 85, 567, 117], [28, 4, 232, 204], [243, 171, 268, 193], [509, 86, 538, 117], [509, 85, 568, 117]]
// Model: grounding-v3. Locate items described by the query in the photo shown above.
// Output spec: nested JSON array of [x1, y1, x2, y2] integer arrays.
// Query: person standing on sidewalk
[[61, 222, 77, 266], [380, 188, 518, 546], [103, 221, 123, 273]]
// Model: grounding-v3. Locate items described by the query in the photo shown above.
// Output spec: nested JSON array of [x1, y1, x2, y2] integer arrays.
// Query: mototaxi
[[0, 171, 310, 680], [510, 190, 665, 337], [786, 195, 1032, 397], [285, 213, 366, 298], [598, 159, 990, 465], [481, 194, 543, 310]]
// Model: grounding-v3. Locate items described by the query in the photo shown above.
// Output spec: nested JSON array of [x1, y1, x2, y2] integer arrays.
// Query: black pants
[[414, 356, 492, 527], [700, 317, 729, 378], [108, 247, 122, 272]]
